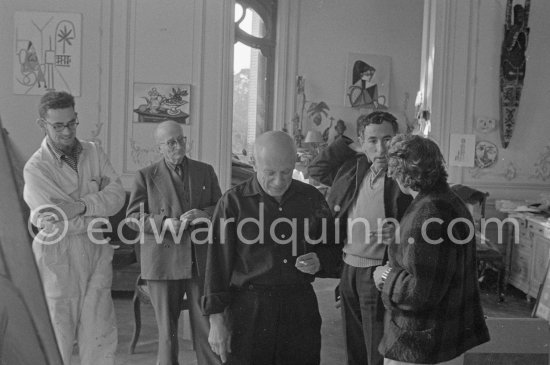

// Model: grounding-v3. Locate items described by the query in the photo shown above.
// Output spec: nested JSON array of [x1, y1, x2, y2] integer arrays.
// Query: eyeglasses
[[42, 114, 79, 132], [160, 135, 186, 149]]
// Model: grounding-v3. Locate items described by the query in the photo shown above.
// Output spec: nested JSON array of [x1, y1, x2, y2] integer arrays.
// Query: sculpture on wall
[[499, 0, 530, 148]]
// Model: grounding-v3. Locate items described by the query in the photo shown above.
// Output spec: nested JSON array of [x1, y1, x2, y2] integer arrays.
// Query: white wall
[[431, 0, 550, 201], [0, 0, 423, 192], [465, 0, 550, 200], [0, 0, 107, 161], [5, 0, 547, 202], [0, 0, 233, 190], [295, 0, 424, 138]]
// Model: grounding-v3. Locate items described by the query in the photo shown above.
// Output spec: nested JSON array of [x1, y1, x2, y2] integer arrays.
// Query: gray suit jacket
[[126, 158, 222, 280]]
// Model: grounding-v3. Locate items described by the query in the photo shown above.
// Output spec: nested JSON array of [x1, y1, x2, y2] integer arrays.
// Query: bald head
[[155, 120, 183, 143], [155, 120, 186, 164], [253, 131, 296, 199], [254, 131, 297, 165]]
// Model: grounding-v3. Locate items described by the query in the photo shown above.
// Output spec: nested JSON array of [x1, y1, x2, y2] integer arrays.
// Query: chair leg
[[497, 267, 505, 302], [128, 292, 141, 354]]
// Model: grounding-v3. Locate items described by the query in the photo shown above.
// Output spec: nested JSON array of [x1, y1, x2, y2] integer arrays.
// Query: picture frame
[[13, 11, 82, 96], [132, 83, 191, 125], [345, 53, 391, 109]]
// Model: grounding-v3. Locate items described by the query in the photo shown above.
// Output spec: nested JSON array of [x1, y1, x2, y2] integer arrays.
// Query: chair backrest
[[450, 184, 489, 228]]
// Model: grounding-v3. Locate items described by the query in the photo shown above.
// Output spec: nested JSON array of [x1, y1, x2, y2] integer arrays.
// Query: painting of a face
[[475, 140, 498, 168]]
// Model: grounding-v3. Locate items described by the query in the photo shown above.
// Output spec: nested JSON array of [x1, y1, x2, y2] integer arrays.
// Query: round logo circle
[[28, 204, 69, 245]]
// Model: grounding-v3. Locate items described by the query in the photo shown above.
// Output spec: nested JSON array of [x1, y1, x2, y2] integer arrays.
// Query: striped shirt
[[46, 139, 83, 173]]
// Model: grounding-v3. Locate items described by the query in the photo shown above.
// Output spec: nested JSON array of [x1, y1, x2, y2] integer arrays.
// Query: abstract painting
[[345, 53, 391, 109], [13, 11, 81, 95]]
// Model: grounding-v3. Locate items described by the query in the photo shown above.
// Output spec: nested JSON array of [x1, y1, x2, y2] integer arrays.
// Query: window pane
[[233, 42, 268, 160], [235, 3, 244, 22], [238, 8, 265, 38]]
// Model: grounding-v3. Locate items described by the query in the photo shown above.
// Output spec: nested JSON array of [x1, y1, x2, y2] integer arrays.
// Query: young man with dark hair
[[308, 111, 412, 365], [24, 91, 125, 365]]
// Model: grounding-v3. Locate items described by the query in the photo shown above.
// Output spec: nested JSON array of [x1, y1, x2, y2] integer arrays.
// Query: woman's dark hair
[[357, 111, 399, 137], [352, 60, 376, 85], [38, 91, 75, 119], [387, 134, 448, 192]]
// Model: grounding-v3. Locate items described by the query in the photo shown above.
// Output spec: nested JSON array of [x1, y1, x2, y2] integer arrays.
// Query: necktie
[[175, 165, 183, 179]]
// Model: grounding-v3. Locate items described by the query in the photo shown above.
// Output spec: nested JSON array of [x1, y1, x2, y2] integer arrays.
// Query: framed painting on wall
[[13, 11, 82, 96], [345, 53, 391, 109], [133, 83, 191, 125]]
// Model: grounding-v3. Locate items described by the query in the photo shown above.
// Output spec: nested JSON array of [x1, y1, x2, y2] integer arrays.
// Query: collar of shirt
[[242, 175, 307, 202], [165, 156, 187, 174], [46, 138, 83, 163], [368, 166, 386, 187]]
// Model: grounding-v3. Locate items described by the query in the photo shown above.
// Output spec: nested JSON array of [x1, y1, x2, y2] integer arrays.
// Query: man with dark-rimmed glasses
[[23, 90, 126, 365]]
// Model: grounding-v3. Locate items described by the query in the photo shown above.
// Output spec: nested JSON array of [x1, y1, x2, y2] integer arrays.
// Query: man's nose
[[274, 174, 286, 185], [376, 140, 387, 153]]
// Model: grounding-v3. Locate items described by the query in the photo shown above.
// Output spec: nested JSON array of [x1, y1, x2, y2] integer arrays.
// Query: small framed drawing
[[345, 53, 391, 109], [133, 83, 191, 124], [14, 11, 82, 96], [449, 134, 475, 167]]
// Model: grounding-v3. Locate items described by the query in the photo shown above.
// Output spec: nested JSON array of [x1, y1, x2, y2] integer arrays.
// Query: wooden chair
[[451, 184, 506, 302], [128, 275, 193, 354]]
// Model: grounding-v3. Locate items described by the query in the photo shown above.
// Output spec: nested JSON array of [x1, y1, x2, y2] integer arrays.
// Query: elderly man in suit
[[126, 120, 222, 365]]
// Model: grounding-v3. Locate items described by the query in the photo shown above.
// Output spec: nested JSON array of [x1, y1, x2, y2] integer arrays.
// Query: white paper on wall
[[449, 134, 475, 167], [13, 11, 82, 96]]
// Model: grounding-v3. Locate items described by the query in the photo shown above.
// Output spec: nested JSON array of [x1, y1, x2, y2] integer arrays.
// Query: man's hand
[[295, 252, 320, 275], [41, 198, 85, 220], [373, 263, 391, 291], [98, 176, 110, 190], [371, 222, 396, 245], [208, 312, 231, 363], [36, 213, 58, 233], [180, 209, 210, 227], [163, 218, 184, 232]]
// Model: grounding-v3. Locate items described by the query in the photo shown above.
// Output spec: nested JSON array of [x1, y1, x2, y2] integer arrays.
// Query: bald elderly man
[[126, 120, 222, 365], [202, 131, 341, 365]]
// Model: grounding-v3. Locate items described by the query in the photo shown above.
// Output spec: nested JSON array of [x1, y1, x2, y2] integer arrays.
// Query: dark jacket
[[380, 183, 490, 363], [201, 177, 341, 315], [126, 158, 222, 280], [308, 136, 412, 243]]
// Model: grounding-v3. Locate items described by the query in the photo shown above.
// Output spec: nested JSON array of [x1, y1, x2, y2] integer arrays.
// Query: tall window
[[232, 0, 277, 161]]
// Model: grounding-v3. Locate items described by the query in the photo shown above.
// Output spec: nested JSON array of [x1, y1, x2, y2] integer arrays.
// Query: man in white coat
[[23, 91, 125, 365]]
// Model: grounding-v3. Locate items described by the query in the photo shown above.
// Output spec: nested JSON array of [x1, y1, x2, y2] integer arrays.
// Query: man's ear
[[36, 118, 46, 133]]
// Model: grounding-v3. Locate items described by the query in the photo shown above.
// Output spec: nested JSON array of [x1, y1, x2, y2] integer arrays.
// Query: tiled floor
[[69, 277, 532, 365], [70, 278, 344, 365]]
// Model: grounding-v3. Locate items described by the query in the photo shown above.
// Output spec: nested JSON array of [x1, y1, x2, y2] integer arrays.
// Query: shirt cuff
[[201, 292, 232, 316]]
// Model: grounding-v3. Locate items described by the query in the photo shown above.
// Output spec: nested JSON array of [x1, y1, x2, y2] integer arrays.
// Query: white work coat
[[23, 138, 125, 365]]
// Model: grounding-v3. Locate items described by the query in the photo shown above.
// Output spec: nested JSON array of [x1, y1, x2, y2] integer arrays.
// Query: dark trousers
[[147, 277, 220, 365], [340, 264, 385, 365], [227, 284, 321, 365]]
